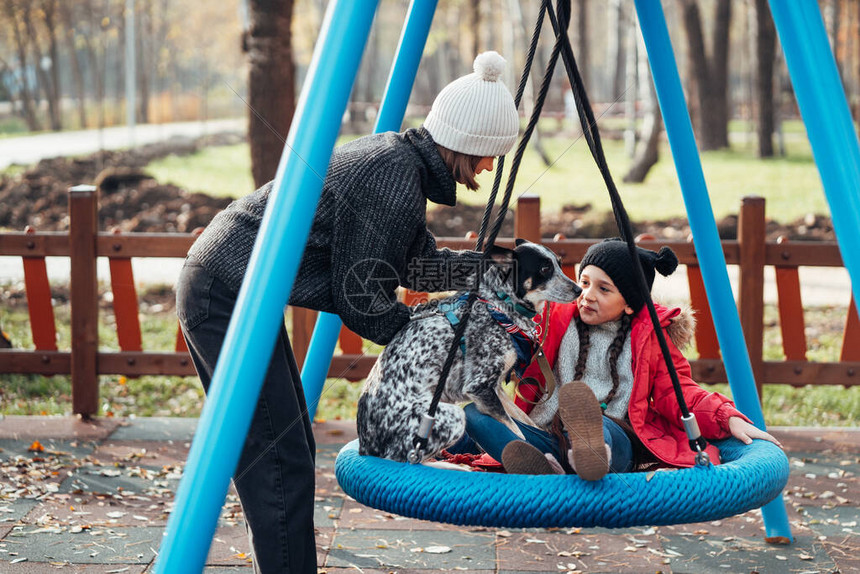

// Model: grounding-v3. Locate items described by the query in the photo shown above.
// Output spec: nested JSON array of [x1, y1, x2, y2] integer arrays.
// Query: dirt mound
[[0, 134, 836, 241], [0, 134, 240, 233]]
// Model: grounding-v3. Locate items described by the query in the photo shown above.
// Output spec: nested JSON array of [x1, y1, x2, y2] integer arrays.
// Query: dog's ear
[[515, 238, 528, 247], [487, 244, 515, 264]]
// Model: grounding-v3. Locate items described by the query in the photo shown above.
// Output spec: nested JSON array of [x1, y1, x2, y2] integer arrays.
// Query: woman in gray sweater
[[175, 51, 519, 574]]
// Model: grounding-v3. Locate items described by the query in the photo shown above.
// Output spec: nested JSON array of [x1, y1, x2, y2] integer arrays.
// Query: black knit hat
[[579, 238, 679, 312]]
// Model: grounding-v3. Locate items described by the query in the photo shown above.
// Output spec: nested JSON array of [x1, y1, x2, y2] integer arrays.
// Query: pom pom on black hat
[[655, 246, 679, 277]]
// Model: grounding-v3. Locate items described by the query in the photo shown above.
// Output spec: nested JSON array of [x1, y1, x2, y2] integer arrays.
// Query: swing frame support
[[146, 0, 860, 565]]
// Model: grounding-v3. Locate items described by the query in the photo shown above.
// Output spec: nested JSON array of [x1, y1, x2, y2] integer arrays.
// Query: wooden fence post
[[515, 194, 541, 243], [68, 185, 99, 416], [291, 307, 317, 370], [738, 196, 766, 397]]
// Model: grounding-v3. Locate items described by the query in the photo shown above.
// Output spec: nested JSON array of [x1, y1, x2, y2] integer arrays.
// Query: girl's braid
[[604, 313, 633, 407], [573, 315, 591, 381]]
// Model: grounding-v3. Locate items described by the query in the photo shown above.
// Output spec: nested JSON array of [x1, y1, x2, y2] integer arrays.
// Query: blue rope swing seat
[[335, 438, 789, 528]]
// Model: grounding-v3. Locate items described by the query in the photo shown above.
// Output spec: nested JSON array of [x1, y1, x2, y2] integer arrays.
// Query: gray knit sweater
[[188, 127, 480, 345], [529, 319, 634, 428]]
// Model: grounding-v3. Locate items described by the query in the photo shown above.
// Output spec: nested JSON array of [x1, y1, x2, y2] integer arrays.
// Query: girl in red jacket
[[462, 239, 780, 480]]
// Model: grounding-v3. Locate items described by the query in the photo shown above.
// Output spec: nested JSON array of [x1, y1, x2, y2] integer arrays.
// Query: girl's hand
[[728, 417, 782, 448]]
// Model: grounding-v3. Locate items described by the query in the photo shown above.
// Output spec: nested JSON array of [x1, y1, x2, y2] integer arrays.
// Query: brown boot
[[501, 441, 560, 475], [557, 382, 609, 481]]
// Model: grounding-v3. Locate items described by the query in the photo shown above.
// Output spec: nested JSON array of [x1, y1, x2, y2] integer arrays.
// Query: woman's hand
[[728, 417, 782, 448]]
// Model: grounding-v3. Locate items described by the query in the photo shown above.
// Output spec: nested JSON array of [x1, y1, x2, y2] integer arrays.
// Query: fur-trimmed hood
[[656, 304, 696, 350]]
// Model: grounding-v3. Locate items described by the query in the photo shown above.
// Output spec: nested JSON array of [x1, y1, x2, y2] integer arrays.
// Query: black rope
[[476, 0, 548, 252], [547, 0, 707, 453], [412, 0, 708, 459]]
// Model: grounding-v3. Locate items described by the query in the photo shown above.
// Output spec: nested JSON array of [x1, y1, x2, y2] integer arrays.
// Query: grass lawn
[[1, 291, 857, 427], [144, 121, 828, 223]]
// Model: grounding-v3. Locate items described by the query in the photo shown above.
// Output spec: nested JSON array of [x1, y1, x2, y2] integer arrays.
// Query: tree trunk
[[680, 0, 731, 151], [681, 0, 706, 139], [507, 0, 550, 166], [59, 1, 88, 128], [754, 0, 776, 158], [624, 32, 662, 184], [707, 0, 731, 149], [607, 0, 627, 102], [82, 0, 106, 129], [470, 0, 480, 56], [24, 2, 60, 130], [136, 0, 152, 124], [824, 0, 841, 74], [247, 0, 295, 188], [40, 0, 62, 130], [623, 7, 638, 158], [575, 0, 589, 90], [4, 0, 41, 131]]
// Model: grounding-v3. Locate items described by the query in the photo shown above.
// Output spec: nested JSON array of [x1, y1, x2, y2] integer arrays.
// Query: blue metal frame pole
[[153, 2, 378, 572], [768, 1, 860, 306], [302, 0, 439, 420], [633, 0, 792, 541]]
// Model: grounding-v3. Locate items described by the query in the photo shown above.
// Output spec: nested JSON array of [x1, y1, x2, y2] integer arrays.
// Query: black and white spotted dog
[[357, 239, 581, 462]]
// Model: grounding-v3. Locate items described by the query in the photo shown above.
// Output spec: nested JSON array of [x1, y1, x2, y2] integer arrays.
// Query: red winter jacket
[[517, 301, 751, 468]]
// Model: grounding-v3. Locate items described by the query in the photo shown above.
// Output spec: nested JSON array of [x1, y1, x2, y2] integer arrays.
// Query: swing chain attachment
[[407, 414, 436, 464], [681, 413, 711, 466]]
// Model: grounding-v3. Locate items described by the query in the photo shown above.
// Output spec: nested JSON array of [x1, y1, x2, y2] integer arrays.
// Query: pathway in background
[[0, 118, 245, 170], [0, 257, 851, 308]]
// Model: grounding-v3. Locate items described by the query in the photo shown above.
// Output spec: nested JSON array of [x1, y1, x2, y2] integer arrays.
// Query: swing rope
[[410, 0, 708, 463], [476, 0, 548, 252], [546, 0, 708, 458]]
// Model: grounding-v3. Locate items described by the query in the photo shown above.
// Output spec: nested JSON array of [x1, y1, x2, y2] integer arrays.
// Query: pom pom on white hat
[[424, 51, 519, 157]]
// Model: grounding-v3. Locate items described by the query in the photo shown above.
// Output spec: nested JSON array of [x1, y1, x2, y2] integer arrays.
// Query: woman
[[175, 51, 519, 574]]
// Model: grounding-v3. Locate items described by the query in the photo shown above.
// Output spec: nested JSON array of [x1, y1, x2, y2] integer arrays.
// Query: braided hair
[[572, 313, 633, 409]]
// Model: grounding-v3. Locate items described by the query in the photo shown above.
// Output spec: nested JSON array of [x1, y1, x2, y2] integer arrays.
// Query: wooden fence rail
[[0, 187, 858, 416]]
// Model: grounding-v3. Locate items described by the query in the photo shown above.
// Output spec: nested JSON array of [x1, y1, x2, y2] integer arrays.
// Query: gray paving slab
[[2, 525, 163, 564], [326, 528, 496, 570], [0, 501, 38, 526], [663, 534, 836, 574], [0, 439, 98, 461], [789, 453, 860, 477], [0, 564, 147, 573], [799, 505, 860, 537], [315, 495, 343, 529], [315, 443, 341, 470], [58, 464, 180, 497], [108, 418, 197, 442]]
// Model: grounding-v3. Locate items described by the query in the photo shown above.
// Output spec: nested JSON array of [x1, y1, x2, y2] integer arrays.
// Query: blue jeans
[[461, 403, 634, 474], [175, 257, 316, 574]]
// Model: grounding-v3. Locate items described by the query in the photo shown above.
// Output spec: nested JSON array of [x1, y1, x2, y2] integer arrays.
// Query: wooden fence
[[0, 186, 858, 416]]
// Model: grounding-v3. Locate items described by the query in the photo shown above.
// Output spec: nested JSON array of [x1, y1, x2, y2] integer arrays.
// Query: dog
[[357, 239, 581, 462]]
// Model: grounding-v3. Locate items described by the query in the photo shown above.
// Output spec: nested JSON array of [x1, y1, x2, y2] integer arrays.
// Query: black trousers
[[175, 257, 317, 574]]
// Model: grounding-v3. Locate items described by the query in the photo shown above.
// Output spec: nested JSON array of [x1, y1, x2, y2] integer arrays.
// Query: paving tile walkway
[[0, 416, 856, 573]]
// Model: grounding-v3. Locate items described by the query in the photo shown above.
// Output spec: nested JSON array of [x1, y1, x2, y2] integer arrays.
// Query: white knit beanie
[[424, 51, 519, 157]]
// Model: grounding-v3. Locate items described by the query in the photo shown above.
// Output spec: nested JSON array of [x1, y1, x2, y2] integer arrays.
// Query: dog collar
[[495, 290, 537, 319]]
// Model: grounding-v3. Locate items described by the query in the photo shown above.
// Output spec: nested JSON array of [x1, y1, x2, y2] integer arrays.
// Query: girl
[[176, 52, 519, 574], [464, 238, 781, 480]]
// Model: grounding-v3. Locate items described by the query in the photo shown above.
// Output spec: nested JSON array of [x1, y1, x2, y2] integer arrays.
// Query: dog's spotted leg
[[422, 403, 467, 461], [464, 375, 524, 439]]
